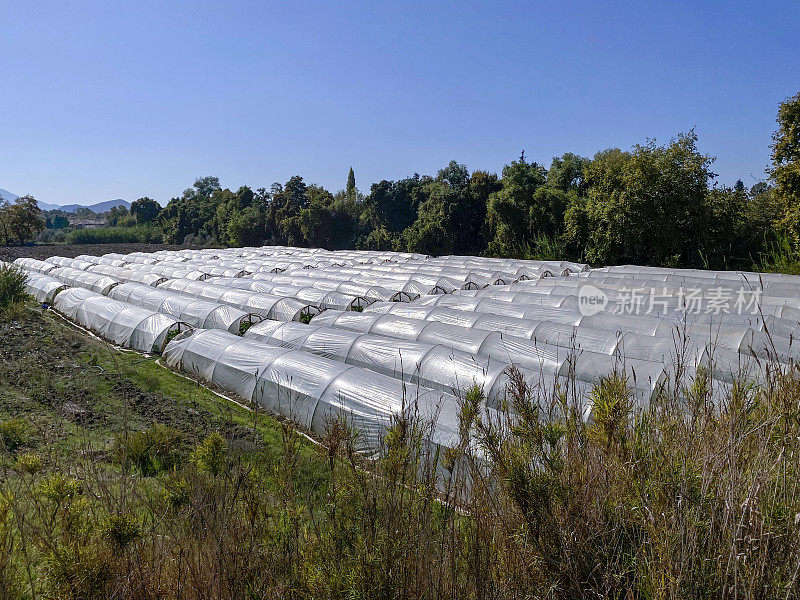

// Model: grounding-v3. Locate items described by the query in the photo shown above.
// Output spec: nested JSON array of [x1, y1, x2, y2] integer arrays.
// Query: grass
[[1, 299, 799, 598]]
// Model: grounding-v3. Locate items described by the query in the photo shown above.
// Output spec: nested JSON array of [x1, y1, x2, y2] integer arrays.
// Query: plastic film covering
[[309, 310, 663, 402], [13, 257, 58, 274], [109, 282, 255, 332], [87, 265, 169, 287], [244, 319, 552, 406], [207, 277, 370, 310], [157, 278, 318, 321], [45, 256, 96, 271], [44, 267, 120, 295], [251, 271, 417, 301], [23, 271, 69, 304], [163, 329, 467, 454], [53, 288, 189, 352]]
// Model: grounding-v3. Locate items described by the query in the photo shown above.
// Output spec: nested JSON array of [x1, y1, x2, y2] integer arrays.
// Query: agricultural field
[[1, 246, 800, 599]]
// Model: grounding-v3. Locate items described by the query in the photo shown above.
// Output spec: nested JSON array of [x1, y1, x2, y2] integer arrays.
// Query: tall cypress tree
[[346, 167, 356, 198]]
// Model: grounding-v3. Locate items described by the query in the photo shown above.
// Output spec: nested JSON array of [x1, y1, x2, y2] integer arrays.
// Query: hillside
[[57, 199, 131, 213], [1, 188, 129, 213]]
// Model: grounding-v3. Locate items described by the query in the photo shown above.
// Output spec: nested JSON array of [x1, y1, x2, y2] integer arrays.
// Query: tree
[[346, 167, 356, 199], [402, 161, 499, 256], [106, 205, 129, 226], [771, 91, 800, 247], [366, 176, 428, 233], [566, 132, 715, 266], [0, 195, 45, 245], [484, 159, 547, 256], [548, 153, 589, 194], [193, 176, 221, 197], [131, 197, 161, 224]]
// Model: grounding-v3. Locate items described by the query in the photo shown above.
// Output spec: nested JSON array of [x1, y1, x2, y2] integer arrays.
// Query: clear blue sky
[[2, 1, 798, 206]]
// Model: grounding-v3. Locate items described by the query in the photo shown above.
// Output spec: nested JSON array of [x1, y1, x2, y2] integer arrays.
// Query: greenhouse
[[243, 319, 574, 407], [157, 278, 319, 321], [23, 271, 69, 304], [108, 282, 260, 333], [53, 288, 191, 353], [310, 310, 666, 403], [13, 257, 58, 274], [46, 266, 121, 295], [163, 328, 468, 455], [203, 277, 371, 310]]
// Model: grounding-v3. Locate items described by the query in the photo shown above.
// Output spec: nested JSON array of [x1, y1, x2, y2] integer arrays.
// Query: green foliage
[[130, 196, 160, 224], [191, 432, 228, 476], [0, 264, 29, 309], [771, 91, 800, 248], [346, 166, 356, 199], [0, 417, 32, 452], [103, 513, 141, 553], [116, 423, 185, 476], [566, 133, 716, 265], [66, 225, 163, 244], [0, 194, 45, 245], [14, 451, 43, 474], [485, 158, 548, 256]]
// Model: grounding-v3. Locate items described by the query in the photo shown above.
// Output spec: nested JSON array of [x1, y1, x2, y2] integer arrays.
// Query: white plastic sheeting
[[163, 329, 469, 455], [13, 257, 58, 274], [310, 310, 667, 403], [243, 319, 566, 407], [207, 277, 371, 310], [157, 278, 319, 322], [23, 271, 69, 304], [47, 267, 121, 295], [53, 288, 191, 353], [108, 282, 259, 333]]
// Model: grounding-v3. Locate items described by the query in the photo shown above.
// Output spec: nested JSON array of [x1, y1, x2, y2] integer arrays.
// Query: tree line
[[3, 91, 799, 271]]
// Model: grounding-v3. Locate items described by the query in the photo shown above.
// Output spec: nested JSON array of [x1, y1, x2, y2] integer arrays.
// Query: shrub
[[191, 432, 228, 476], [66, 225, 162, 245], [103, 513, 141, 553], [0, 265, 29, 309], [115, 423, 185, 476], [0, 417, 32, 453], [14, 451, 43, 475]]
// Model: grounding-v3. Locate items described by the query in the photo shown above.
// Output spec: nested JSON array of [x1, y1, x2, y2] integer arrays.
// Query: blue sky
[[1, 1, 798, 206]]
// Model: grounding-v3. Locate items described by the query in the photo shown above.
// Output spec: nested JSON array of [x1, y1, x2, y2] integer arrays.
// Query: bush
[[115, 423, 185, 476], [66, 225, 163, 245], [191, 432, 228, 476], [0, 417, 32, 453], [0, 265, 29, 309]]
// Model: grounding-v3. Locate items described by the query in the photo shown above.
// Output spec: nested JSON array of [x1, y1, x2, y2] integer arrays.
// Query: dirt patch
[[0, 242, 212, 262]]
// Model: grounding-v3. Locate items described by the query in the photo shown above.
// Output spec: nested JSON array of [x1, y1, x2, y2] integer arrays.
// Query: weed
[[0, 264, 29, 309]]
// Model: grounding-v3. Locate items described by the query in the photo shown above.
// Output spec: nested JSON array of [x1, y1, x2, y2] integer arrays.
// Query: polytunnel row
[[307, 310, 667, 403], [162, 328, 477, 456], [361, 299, 786, 381], [242, 318, 600, 408], [52, 287, 190, 353]]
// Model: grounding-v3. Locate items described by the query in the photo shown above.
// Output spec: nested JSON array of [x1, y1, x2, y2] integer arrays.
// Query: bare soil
[[0, 242, 206, 263]]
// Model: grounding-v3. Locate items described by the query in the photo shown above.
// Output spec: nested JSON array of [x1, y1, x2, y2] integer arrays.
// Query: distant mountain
[[57, 199, 131, 213], [0, 188, 17, 203], [1, 188, 130, 213]]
